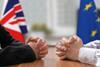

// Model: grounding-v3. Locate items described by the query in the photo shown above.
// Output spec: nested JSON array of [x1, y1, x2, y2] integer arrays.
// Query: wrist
[[28, 42, 39, 59], [72, 48, 80, 61], [75, 48, 80, 61], [66, 48, 80, 61]]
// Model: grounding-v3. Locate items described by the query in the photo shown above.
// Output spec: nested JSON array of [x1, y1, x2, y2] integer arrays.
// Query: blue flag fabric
[[77, 0, 100, 44]]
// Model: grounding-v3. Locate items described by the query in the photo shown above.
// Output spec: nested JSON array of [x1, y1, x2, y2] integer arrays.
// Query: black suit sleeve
[[0, 24, 16, 48], [0, 25, 37, 66], [0, 45, 36, 66]]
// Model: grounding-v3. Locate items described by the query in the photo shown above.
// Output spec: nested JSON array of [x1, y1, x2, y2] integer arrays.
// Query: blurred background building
[[0, 0, 100, 46]]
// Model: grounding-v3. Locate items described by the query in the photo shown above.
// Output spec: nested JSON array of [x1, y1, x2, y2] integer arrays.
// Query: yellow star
[[96, 17, 100, 22], [84, 3, 92, 11], [91, 30, 97, 37]]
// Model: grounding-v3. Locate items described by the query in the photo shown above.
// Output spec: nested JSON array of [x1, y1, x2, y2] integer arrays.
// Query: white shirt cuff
[[78, 47, 96, 65]]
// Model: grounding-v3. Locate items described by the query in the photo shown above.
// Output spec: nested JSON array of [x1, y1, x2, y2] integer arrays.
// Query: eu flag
[[77, 0, 100, 44]]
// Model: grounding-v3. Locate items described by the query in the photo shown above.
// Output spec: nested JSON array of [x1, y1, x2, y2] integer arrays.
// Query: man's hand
[[56, 35, 83, 61], [26, 36, 48, 59]]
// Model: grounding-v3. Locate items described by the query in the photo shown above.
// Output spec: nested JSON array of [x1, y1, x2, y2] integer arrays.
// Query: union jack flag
[[0, 0, 28, 43]]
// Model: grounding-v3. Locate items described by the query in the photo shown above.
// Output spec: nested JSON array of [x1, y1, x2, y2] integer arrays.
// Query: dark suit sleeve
[[0, 45, 36, 66], [0, 25, 16, 48], [0, 25, 37, 66]]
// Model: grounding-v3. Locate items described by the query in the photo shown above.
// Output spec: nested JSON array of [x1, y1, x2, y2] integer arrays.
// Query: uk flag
[[0, 0, 28, 43]]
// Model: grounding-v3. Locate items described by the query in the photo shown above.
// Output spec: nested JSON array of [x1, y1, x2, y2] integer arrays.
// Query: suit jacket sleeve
[[0, 24, 17, 48], [0, 25, 37, 66]]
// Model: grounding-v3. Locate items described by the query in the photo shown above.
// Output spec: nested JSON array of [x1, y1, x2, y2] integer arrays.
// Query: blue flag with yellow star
[[77, 0, 100, 44]]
